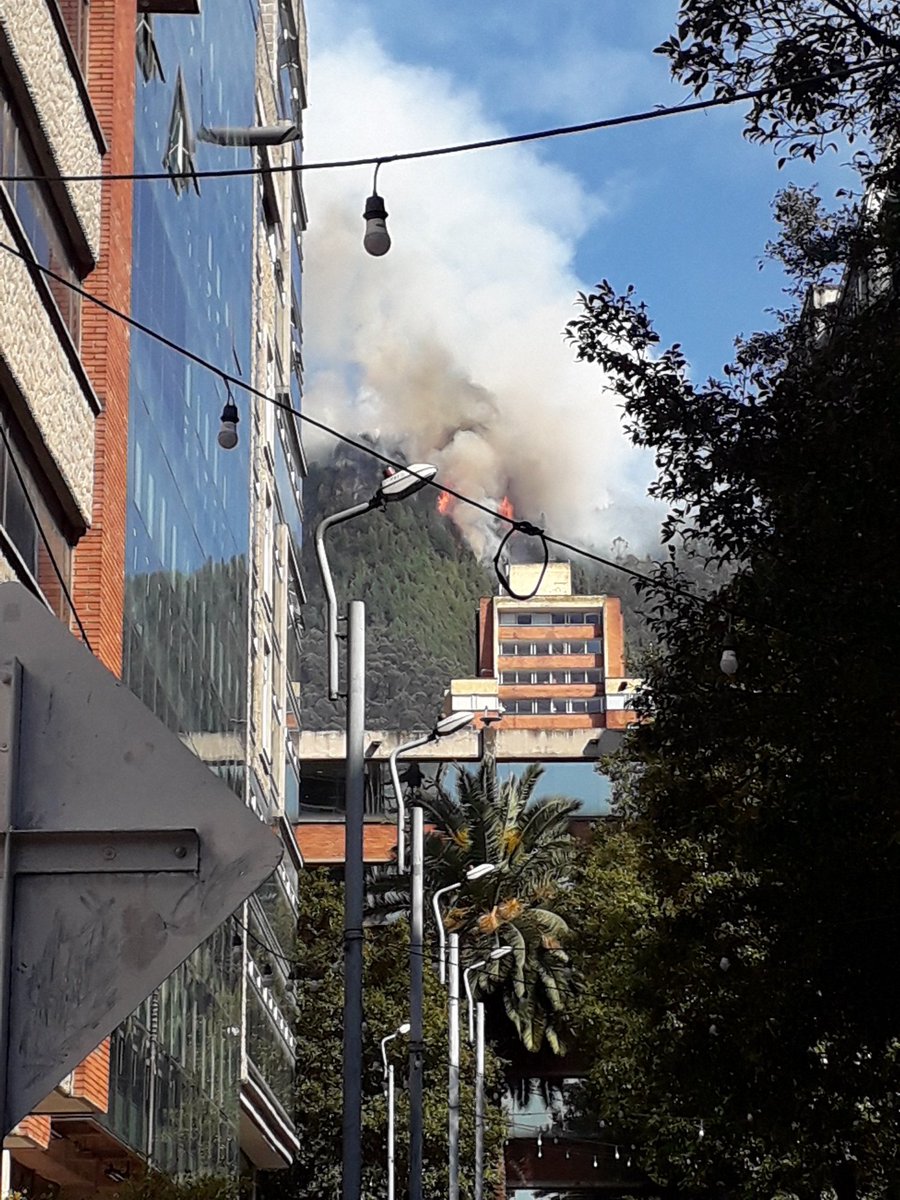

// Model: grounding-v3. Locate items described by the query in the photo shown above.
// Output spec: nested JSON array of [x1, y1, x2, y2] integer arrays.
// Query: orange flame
[[498, 495, 514, 521], [437, 490, 453, 516]]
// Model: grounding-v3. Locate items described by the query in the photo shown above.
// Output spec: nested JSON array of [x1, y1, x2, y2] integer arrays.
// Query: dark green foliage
[[300, 448, 495, 731], [114, 1176, 248, 1200], [562, 175, 900, 1199], [258, 870, 506, 1200], [656, 1, 900, 169]]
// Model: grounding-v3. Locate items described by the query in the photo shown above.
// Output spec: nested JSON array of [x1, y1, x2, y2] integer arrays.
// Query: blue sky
[[301, 2, 855, 554]]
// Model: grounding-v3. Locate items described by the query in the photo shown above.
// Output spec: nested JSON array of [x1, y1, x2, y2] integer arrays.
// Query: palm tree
[[370, 758, 580, 1053]]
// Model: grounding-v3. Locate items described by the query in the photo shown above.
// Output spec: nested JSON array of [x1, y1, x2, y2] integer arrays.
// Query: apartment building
[[450, 561, 637, 733], [2, 0, 135, 1189], [3, 0, 307, 1191]]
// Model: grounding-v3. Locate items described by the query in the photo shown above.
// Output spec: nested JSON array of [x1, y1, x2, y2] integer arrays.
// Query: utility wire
[[0, 60, 887, 187], [0, 236, 705, 608], [0, 417, 93, 649]]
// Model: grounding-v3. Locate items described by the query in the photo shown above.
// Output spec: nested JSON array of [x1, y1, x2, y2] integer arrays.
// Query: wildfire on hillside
[[436, 490, 454, 515], [498, 495, 514, 521]]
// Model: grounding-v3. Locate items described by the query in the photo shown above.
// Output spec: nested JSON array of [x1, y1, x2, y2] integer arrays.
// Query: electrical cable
[[0, 417, 93, 649], [0, 236, 707, 608], [0, 59, 887, 187]]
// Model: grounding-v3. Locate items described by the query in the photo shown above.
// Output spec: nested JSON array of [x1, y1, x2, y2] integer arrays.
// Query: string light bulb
[[536, 1132, 543, 1159], [593, 1154, 598, 1169], [720, 630, 738, 676], [218, 392, 239, 450], [614, 1145, 620, 1161], [363, 163, 390, 256], [699, 1120, 705, 1140]]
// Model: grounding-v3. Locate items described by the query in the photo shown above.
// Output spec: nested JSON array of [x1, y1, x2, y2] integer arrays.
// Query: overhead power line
[[0, 60, 887, 188], [0, 236, 702, 607]]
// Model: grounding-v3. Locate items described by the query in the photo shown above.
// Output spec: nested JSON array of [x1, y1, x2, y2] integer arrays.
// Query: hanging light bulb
[[363, 163, 391, 256], [614, 1145, 620, 1161], [593, 1154, 598, 1169], [699, 1120, 705, 1140], [536, 1132, 543, 1159], [720, 630, 738, 676], [218, 391, 239, 450]]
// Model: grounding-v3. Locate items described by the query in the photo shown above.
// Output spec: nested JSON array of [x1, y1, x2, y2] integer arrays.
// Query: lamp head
[[218, 401, 239, 450], [378, 463, 438, 502], [489, 945, 513, 961], [363, 192, 391, 256], [465, 863, 496, 882], [198, 121, 300, 147], [433, 711, 475, 738], [398, 1021, 411, 1035]]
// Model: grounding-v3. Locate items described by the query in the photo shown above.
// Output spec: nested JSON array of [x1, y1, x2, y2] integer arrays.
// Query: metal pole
[[315, 503, 374, 701], [387, 749, 406, 875], [342, 600, 365, 1200], [409, 798, 425, 1200], [387, 1062, 396, 1200], [448, 931, 461, 1200], [475, 1002, 486, 1200], [0, 660, 21, 1138]]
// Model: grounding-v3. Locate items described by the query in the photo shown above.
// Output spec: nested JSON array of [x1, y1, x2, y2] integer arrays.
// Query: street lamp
[[381, 1021, 411, 1200], [432, 863, 496, 985], [196, 120, 301, 146], [390, 711, 475, 1200], [432, 864, 498, 1200], [316, 464, 437, 702], [313, 463, 437, 1200], [464, 945, 513, 1200], [463, 946, 512, 1043]]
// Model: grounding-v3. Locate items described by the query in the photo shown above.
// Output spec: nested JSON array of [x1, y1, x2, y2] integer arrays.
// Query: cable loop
[[493, 522, 550, 600]]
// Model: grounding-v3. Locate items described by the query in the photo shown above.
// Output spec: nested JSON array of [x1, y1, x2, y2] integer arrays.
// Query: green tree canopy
[[260, 869, 506, 1200], [656, 0, 900, 169], [372, 761, 581, 1055], [562, 130, 900, 1200]]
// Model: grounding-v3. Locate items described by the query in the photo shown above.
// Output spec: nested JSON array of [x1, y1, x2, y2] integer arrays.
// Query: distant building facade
[[447, 561, 638, 732]]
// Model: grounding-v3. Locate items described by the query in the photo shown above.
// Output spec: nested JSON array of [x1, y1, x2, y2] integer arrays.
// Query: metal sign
[[0, 583, 282, 1134]]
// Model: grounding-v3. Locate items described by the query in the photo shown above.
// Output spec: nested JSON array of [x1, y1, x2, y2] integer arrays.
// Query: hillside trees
[[563, 157, 900, 1197], [299, 450, 494, 732]]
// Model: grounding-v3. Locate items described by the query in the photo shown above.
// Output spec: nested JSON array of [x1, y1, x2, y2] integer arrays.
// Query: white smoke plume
[[302, 23, 663, 558]]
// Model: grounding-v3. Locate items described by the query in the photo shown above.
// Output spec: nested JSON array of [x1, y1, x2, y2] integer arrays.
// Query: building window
[[0, 410, 73, 620], [136, 14, 165, 83], [163, 69, 199, 195], [57, 0, 91, 73], [0, 78, 83, 342]]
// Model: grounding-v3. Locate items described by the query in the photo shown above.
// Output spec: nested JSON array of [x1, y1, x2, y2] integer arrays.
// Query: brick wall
[[67, 0, 137, 1114], [71, 0, 136, 676]]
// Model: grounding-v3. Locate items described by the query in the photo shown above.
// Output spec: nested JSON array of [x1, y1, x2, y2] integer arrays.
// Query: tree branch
[[822, 0, 900, 53]]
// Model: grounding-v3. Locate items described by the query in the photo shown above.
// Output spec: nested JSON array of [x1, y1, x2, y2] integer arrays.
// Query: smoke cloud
[[302, 24, 663, 557]]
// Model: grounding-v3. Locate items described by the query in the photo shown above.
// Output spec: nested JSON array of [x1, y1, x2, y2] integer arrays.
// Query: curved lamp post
[[433, 864, 497, 1200], [381, 1021, 411, 1200], [390, 711, 475, 1200], [464, 946, 513, 1200], [314, 463, 436, 1200]]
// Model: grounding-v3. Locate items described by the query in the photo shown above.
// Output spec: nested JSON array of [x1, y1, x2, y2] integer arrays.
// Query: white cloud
[[301, 25, 663, 557]]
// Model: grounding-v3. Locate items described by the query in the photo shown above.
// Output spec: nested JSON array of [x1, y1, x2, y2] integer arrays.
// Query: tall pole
[[342, 600, 365, 1200], [448, 930, 461, 1200], [475, 1001, 486, 1200], [409, 796, 425, 1200], [387, 1062, 396, 1200]]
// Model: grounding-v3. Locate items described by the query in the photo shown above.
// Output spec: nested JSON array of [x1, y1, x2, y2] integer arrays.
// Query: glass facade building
[[105, 0, 306, 1178]]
